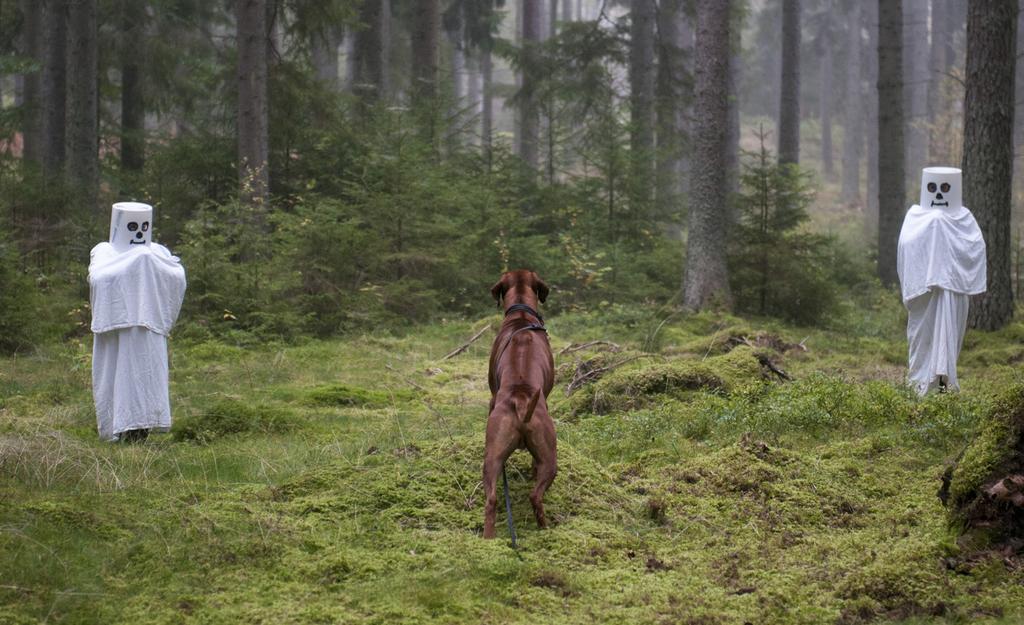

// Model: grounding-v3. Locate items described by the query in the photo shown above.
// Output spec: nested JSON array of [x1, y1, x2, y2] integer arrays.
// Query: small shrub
[[729, 130, 839, 325], [0, 227, 42, 354]]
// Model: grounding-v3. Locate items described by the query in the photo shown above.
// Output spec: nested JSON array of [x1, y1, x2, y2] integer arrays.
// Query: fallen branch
[[756, 354, 793, 381], [565, 355, 648, 395], [558, 340, 621, 356], [442, 324, 492, 360]]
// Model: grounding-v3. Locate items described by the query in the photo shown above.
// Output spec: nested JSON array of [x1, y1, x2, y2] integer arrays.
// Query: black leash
[[502, 464, 517, 549]]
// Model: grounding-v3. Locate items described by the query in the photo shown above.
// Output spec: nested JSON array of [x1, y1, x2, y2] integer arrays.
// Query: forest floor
[[2, 300, 1024, 624]]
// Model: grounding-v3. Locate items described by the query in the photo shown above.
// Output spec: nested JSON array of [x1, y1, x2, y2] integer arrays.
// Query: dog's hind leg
[[525, 420, 558, 529], [482, 417, 521, 539]]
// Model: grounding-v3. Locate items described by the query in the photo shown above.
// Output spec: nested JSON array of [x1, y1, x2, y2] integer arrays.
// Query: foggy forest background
[[0, 0, 1021, 350]]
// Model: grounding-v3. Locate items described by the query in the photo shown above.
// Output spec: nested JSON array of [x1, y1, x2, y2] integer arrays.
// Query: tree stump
[[940, 384, 1024, 554]]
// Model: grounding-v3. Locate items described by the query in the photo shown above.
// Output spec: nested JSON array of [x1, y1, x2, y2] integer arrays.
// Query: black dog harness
[[493, 301, 548, 364]]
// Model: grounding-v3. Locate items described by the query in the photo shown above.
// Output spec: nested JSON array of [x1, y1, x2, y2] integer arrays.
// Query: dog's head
[[490, 270, 549, 308]]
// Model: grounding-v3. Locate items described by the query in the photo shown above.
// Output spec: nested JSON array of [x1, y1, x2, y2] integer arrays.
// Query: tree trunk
[[236, 0, 269, 206], [518, 0, 541, 169], [655, 0, 685, 217], [777, 0, 800, 165], [482, 46, 493, 166], [411, 0, 439, 104], [445, 7, 465, 148], [629, 0, 656, 227], [352, 0, 389, 103], [877, 0, 904, 287], [841, 0, 861, 204], [963, 0, 1016, 330], [902, 0, 928, 185], [1015, 1, 1024, 212], [864, 0, 879, 227], [311, 26, 343, 89], [682, 0, 732, 311], [679, 17, 694, 199], [66, 0, 99, 209], [120, 0, 145, 173], [466, 51, 480, 148], [19, 0, 42, 165], [927, 0, 951, 141], [818, 1, 833, 179], [561, 0, 573, 25], [725, 21, 740, 207], [40, 0, 66, 177]]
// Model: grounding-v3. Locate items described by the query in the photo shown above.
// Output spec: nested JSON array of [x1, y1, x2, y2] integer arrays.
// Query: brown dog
[[483, 270, 556, 539]]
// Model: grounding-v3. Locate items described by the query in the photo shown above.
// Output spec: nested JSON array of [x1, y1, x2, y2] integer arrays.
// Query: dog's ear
[[533, 276, 550, 303], [490, 278, 506, 305]]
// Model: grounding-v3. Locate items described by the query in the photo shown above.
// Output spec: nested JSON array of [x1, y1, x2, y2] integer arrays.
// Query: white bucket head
[[109, 202, 153, 253], [919, 167, 962, 211]]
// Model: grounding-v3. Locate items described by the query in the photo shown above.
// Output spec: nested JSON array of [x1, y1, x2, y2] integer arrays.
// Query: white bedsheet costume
[[897, 168, 986, 396], [89, 203, 186, 441]]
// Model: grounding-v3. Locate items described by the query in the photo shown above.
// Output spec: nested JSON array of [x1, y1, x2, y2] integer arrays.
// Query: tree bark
[[877, 0, 904, 287], [236, 0, 269, 206], [841, 0, 861, 204], [818, 0, 833, 179], [66, 0, 99, 209], [40, 0, 66, 177], [629, 0, 656, 225], [518, 0, 541, 169], [963, 0, 1016, 330], [725, 20, 740, 206], [120, 0, 145, 173], [682, 0, 731, 311], [561, 0, 573, 25], [777, 0, 800, 165], [19, 0, 42, 165]]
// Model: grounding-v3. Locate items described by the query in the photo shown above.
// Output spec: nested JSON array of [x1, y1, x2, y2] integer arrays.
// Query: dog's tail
[[513, 389, 542, 423]]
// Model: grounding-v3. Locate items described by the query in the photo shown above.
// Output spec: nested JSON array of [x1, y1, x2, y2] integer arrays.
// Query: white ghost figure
[[89, 202, 187, 441], [897, 167, 986, 396]]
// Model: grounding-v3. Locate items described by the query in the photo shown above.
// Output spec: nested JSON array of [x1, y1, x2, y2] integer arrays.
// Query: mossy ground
[[2, 302, 1024, 624]]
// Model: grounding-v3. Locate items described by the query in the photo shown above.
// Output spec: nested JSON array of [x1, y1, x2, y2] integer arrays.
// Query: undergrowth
[[1, 305, 1024, 624]]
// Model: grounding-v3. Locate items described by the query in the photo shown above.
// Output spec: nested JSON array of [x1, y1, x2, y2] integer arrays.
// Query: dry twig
[[442, 324, 492, 360], [557, 340, 621, 356]]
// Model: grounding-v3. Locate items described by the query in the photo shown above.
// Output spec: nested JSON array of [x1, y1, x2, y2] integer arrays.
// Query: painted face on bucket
[[918, 167, 962, 211], [109, 202, 154, 253]]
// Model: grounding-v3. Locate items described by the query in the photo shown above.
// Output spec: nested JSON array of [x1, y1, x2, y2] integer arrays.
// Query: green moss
[[173, 399, 301, 443], [4, 308, 1024, 624], [304, 383, 415, 407], [568, 346, 765, 416], [946, 383, 1024, 521]]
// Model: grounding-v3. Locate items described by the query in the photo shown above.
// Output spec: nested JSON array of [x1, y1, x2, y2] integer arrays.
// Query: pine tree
[[730, 127, 835, 324]]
